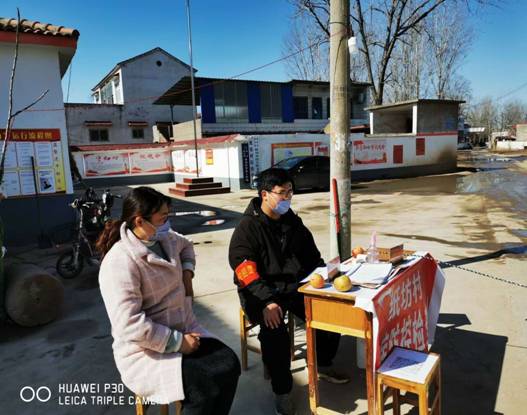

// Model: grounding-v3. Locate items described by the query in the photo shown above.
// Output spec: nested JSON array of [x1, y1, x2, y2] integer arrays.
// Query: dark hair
[[257, 168, 294, 197], [96, 186, 171, 258]]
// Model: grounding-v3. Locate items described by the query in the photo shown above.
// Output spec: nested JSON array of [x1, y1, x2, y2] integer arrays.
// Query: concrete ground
[[1, 149, 526, 414]]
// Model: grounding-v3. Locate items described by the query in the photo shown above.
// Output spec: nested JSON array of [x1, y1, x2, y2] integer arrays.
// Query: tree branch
[[11, 90, 50, 119], [0, 8, 21, 185]]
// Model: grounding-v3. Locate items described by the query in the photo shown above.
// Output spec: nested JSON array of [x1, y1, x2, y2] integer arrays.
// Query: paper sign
[[38, 169, 56, 193], [16, 142, 35, 168], [19, 171, 36, 195], [1, 171, 21, 196], [35, 142, 53, 167], [4, 143, 18, 169]]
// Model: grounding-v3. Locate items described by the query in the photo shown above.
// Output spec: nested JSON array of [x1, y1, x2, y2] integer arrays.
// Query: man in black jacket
[[229, 168, 346, 415]]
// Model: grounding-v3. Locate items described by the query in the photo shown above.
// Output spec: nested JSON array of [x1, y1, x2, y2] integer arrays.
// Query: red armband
[[235, 260, 260, 288]]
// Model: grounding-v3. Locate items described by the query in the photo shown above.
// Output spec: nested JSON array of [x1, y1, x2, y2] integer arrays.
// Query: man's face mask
[[266, 188, 293, 216], [272, 198, 291, 215]]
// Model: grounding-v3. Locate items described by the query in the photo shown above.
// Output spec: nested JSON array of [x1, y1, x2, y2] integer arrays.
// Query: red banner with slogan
[[372, 256, 438, 368], [0, 128, 61, 141]]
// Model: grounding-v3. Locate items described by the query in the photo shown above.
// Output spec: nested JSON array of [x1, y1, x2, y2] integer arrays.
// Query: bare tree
[[1, 9, 49, 187], [499, 100, 527, 131], [385, 24, 426, 102], [283, 12, 329, 81], [285, 0, 494, 104], [423, 3, 473, 100], [466, 97, 499, 139]]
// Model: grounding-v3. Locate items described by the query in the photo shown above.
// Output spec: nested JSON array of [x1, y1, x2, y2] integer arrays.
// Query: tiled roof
[[0, 17, 79, 39]]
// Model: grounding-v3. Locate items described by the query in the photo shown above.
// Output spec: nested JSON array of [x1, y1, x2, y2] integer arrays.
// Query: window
[[89, 129, 109, 142], [299, 158, 317, 172], [132, 128, 144, 139], [312, 97, 323, 119], [214, 81, 248, 121], [318, 157, 330, 172], [294, 96, 308, 119], [327, 97, 330, 119], [260, 83, 282, 121], [100, 82, 114, 104]]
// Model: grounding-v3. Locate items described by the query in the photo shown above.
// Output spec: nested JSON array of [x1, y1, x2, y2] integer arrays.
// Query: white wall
[[250, 132, 456, 173], [358, 133, 457, 170], [0, 43, 73, 194], [496, 141, 527, 151]]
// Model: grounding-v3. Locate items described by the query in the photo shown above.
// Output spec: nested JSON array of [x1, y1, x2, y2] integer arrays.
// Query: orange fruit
[[310, 273, 325, 289], [333, 275, 352, 292], [352, 246, 365, 257]]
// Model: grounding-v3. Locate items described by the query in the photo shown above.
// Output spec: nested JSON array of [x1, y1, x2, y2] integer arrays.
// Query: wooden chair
[[376, 348, 441, 415], [134, 395, 181, 415], [239, 307, 295, 372]]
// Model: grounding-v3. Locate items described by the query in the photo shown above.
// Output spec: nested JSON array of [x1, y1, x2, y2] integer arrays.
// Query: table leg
[[365, 312, 375, 415], [305, 297, 319, 414]]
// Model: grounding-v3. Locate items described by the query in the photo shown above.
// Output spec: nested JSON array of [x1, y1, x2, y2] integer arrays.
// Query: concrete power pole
[[329, 0, 351, 261]]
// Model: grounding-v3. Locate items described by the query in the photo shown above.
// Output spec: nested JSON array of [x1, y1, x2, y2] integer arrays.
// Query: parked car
[[252, 155, 330, 191], [457, 142, 473, 150]]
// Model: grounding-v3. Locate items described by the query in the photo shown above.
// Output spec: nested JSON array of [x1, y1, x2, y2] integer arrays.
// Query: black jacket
[[228, 197, 324, 317]]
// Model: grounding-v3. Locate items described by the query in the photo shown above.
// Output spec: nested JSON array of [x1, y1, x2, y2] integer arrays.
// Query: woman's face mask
[[145, 219, 171, 241]]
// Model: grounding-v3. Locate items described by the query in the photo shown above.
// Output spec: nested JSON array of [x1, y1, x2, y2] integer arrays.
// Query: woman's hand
[[182, 270, 194, 298], [179, 332, 201, 354]]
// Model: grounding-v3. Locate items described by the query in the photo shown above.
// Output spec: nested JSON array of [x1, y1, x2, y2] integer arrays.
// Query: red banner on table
[[372, 256, 438, 368]]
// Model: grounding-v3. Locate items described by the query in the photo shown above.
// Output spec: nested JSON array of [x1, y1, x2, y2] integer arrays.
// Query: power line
[[495, 81, 527, 101], [24, 29, 344, 113]]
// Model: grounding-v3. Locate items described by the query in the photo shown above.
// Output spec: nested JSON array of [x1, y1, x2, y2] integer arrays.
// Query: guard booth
[[358, 99, 464, 179]]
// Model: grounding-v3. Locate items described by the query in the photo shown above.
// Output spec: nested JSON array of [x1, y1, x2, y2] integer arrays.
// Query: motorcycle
[[56, 188, 121, 279]]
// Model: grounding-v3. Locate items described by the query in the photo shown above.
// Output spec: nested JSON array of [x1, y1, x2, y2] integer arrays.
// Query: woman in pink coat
[[97, 186, 240, 414]]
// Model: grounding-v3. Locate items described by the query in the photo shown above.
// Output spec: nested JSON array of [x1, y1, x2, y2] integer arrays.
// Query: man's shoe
[[274, 393, 296, 415], [318, 366, 350, 384]]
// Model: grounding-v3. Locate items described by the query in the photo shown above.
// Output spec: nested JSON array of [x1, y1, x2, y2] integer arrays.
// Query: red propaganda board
[[353, 140, 387, 164], [84, 153, 130, 177], [0, 128, 61, 141], [372, 256, 438, 368]]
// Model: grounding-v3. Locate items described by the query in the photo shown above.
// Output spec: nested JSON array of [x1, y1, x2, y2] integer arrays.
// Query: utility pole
[[329, 0, 351, 261], [185, 0, 199, 177]]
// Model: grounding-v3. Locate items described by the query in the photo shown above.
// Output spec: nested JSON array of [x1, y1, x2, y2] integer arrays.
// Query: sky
[[2, 0, 526, 104]]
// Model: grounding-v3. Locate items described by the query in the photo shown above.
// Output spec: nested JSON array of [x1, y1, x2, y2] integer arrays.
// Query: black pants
[[251, 291, 341, 395], [181, 338, 241, 415]]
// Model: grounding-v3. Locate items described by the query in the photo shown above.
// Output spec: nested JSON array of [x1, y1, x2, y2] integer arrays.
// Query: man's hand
[[182, 270, 194, 298], [263, 303, 283, 329], [179, 332, 201, 354]]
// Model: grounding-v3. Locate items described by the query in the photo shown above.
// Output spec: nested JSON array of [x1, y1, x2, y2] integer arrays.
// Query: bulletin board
[[0, 128, 66, 197]]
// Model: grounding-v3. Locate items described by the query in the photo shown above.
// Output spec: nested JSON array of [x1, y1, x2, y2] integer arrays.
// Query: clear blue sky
[[2, 0, 526, 104]]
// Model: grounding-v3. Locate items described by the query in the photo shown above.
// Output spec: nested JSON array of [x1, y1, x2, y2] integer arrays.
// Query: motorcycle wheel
[[56, 249, 84, 279]]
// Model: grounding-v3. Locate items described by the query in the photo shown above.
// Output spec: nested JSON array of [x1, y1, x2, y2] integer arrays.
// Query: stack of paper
[[345, 263, 393, 288], [378, 347, 439, 384]]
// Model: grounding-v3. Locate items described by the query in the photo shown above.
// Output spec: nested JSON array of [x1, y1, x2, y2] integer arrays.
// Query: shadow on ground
[[428, 313, 507, 415]]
